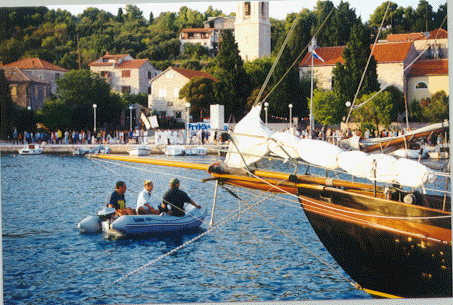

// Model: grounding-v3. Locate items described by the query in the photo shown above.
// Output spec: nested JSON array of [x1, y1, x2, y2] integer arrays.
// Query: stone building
[[2, 66, 51, 110], [148, 67, 217, 118], [1, 58, 68, 94], [89, 53, 161, 95]]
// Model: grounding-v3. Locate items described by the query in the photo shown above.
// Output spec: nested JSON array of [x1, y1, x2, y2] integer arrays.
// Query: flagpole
[[309, 38, 315, 139]]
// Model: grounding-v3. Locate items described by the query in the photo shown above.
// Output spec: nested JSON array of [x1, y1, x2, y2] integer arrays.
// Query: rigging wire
[[253, 5, 336, 107], [345, 0, 391, 124], [346, 13, 449, 115], [219, 184, 359, 289]]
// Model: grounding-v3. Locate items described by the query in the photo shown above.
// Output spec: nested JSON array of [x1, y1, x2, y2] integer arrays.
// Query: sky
[[9, 0, 447, 23]]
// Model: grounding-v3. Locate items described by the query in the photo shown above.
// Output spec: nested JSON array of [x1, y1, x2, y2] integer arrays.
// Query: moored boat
[[78, 205, 207, 236], [185, 146, 207, 156], [73, 147, 90, 156], [89, 145, 111, 154], [164, 145, 186, 156], [18, 144, 43, 155], [429, 143, 450, 159], [128, 145, 152, 156]]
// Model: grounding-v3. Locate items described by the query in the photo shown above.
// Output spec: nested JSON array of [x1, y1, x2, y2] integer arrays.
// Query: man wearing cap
[[161, 178, 201, 217], [136, 180, 160, 215]]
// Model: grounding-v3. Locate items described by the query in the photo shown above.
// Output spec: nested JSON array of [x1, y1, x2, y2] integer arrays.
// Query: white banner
[[149, 115, 159, 128], [141, 113, 151, 130]]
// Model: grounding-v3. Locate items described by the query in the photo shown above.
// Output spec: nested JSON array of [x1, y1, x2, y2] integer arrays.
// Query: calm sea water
[[3, 153, 380, 304]]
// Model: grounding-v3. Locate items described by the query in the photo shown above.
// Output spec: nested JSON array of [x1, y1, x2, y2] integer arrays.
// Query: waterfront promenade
[[0, 143, 228, 155]]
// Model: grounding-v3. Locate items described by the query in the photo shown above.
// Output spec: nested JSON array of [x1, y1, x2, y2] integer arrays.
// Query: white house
[[179, 2, 271, 62], [89, 53, 161, 95], [180, 17, 235, 57], [407, 58, 449, 102], [1, 58, 68, 94], [148, 67, 217, 118], [299, 41, 419, 94]]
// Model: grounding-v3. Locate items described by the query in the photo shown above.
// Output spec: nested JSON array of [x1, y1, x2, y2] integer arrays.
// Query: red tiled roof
[[299, 42, 413, 67], [300, 46, 344, 66], [102, 54, 129, 59], [387, 29, 448, 42], [88, 62, 114, 67], [2, 58, 68, 72], [171, 67, 218, 82], [181, 28, 214, 33], [116, 59, 149, 69], [408, 59, 448, 77], [2, 67, 50, 84]]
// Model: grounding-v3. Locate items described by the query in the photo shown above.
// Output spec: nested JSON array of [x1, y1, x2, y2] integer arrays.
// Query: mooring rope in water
[[219, 184, 359, 289], [113, 191, 275, 284]]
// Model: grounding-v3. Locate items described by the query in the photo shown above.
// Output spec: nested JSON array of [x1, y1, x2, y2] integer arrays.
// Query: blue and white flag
[[312, 50, 325, 62]]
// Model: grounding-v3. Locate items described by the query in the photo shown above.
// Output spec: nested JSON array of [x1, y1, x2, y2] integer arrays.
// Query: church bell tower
[[234, 2, 271, 62]]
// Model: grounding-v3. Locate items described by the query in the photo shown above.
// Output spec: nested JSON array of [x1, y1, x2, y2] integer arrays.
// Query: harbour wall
[[0, 144, 228, 155]]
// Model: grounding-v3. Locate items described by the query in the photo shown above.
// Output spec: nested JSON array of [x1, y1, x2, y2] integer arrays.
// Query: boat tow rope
[[113, 190, 276, 284]]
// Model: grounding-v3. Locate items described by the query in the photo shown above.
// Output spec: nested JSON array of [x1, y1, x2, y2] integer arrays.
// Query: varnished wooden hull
[[211, 171, 452, 298], [297, 188, 451, 298]]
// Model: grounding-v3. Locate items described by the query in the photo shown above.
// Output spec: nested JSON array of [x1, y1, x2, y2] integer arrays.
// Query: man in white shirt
[[136, 180, 160, 215]]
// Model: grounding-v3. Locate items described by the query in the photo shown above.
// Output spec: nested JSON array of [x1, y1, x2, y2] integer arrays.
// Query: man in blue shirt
[[107, 181, 134, 215], [161, 178, 201, 217]]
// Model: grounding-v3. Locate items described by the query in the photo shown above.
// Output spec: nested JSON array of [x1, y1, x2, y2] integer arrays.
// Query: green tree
[[39, 70, 125, 131], [332, 23, 380, 123], [182, 43, 209, 60], [420, 90, 449, 123], [311, 89, 341, 125], [179, 76, 217, 121], [180, 60, 202, 70], [213, 30, 251, 121], [351, 91, 394, 135], [383, 85, 405, 120], [0, 69, 16, 139]]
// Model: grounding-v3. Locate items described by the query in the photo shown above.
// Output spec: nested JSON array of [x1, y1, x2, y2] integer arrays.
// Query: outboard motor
[[97, 207, 116, 221], [77, 208, 116, 233]]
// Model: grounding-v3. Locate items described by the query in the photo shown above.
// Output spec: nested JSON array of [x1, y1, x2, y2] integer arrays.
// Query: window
[[166, 72, 174, 78], [122, 70, 131, 78], [101, 71, 109, 78], [173, 88, 180, 97], [148, 71, 152, 79], [415, 82, 428, 89], [244, 2, 251, 16], [121, 86, 131, 94], [331, 76, 335, 89], [55, 73, 60, 80], [11, 86, 17, 96], [167, 102, 173, 107], [158, 89, 167, 97], [148, 87, 151, 94]]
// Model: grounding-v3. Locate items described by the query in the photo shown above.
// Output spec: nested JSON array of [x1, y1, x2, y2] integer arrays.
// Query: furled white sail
[[224, 105, 273, 168], [224, 106, 436, 188], [268, 132, 301, 159], [297, 139, 344, 170]]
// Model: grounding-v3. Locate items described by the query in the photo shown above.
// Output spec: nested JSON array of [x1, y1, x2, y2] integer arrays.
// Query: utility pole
[[77, 34, 81, 70]]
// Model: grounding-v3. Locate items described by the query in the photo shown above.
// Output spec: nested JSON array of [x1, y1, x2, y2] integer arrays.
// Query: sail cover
[[224, 105, 273, 168], [224, 106, 436, 188]]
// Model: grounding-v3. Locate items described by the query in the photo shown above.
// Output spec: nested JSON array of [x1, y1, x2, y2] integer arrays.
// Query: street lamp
[[185, 102, 191, 144], [93, 104, 97, 134], [264, 101, 269, 128], [288, 104, 293, 133], [129, 105, 133, 131]]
